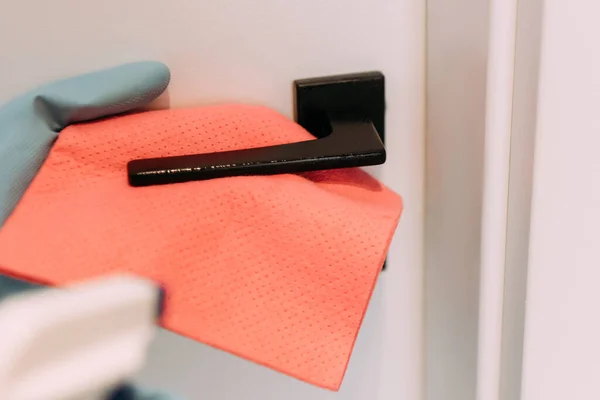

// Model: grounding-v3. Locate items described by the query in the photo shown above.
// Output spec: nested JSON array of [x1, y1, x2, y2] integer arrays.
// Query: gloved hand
[[0, 61, 170, 226], [0, 61, 170, 297], [0, 61, 177, 399]]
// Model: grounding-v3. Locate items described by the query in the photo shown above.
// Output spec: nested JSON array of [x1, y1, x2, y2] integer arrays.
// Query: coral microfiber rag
[[0, 82, 402, 391]]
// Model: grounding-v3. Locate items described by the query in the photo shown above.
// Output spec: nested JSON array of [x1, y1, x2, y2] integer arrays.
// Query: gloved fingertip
[[93, 60, 171, 103], [36, 61, 172, 125], [119, 61, 171, 89]]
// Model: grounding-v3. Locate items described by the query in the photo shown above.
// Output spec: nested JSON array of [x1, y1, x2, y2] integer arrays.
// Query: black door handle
[[127, 71, 386, 187]]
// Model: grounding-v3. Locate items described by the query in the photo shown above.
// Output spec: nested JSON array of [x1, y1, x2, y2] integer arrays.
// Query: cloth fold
[[0, 103, 402, 390]]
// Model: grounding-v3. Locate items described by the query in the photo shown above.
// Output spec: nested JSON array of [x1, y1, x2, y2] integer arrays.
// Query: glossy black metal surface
[[295, 71, 385, 142], [128, 71, 386, 187]]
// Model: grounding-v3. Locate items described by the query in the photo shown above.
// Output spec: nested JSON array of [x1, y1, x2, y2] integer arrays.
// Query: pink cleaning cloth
[[0, 104, 402, 390]]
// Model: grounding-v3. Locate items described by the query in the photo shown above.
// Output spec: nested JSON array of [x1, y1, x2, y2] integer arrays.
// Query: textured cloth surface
[[0, 104, 402, 390]]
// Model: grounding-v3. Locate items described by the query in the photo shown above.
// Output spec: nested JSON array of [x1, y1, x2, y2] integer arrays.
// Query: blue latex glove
[[0, 61, 179, 399]]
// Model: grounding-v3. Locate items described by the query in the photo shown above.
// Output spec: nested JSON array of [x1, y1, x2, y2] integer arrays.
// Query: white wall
[[425, 1, 488, 399], [520, 0, 600, 398], [0, 1, 425, 399]]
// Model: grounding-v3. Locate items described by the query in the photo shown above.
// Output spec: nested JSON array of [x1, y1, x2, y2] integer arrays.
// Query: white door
[[475, 0, 600, 399], [0, 1, 425, 399], [519, 0, 600, 398]]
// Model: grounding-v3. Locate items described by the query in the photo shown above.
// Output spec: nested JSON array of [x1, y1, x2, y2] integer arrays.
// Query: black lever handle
[[128, 71, 386, 187]]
